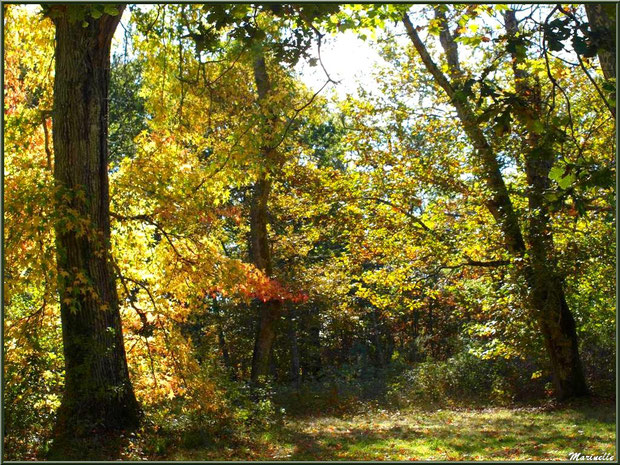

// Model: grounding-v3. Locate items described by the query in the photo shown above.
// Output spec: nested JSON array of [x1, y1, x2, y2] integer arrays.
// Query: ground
[[163, 398, 616, 461]]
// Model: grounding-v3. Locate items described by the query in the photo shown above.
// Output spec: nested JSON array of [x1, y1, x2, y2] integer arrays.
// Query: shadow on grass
[[266, 421, 573, 460], [166, 398, 616, 461], [46, 430, 132, 461]]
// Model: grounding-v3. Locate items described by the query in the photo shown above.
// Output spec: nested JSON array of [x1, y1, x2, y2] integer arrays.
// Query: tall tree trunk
[[49, 4, 140, 435], [217, 326, 232, 371], [504, 10, 588, 398], [269, 341, 279, 379], [299, 308, 322, 381], [249, 53, 282, 383], [288, 308, 301, 389], [307, 306, 322, 378], [410, 308, 420, 362], [213, 299, 236, 379], [427, 299, 435, 359], [370, 306, 384, 368], [403, 10, 588, 399], [584, 3, 616, 82], [403, 14, 525, 256]]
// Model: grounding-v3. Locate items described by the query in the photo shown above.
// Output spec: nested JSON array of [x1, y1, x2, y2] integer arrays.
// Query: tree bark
[[584, 3, 616, 82], [217, 326, 232, 370], [288, 308, 301, 389], [504, 10, 588, 398], [403, 14, 526, 256], [49, 4, 140, 435], [249, 52, 283, 383], [307, 306, 323, 378], [370, 306, 385, 368], [427, 299, 435, 359], [403, 10, 588, 399]]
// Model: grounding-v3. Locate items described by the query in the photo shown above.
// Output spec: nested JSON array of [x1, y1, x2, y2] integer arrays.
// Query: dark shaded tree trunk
[[218, 326, 232, 368], [251, 300, 281, 383], [504, 10, 588, 399], [584, 3, 616, 82], [404, 11, 588, 399], [269, 342, 278, 379], [305, 307, 323, 378], [410, 308, 420, 362], [249, 53, 283, 383], [213, 299, 236, 379], [49, 4, 140, 435], [288, 309, 301, 389], [384, 323, 395, 365], [300, 311, 322, 381], [217, 325, 236, 378], [370, 307, 385, 368], [427, 300, 435, 359]]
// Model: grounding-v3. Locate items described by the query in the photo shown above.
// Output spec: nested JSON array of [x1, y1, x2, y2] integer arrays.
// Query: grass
[[168, 398, 616, 461]]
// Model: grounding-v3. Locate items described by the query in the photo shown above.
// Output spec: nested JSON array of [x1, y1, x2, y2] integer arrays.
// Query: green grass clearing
[[168, 398, 616, 461]]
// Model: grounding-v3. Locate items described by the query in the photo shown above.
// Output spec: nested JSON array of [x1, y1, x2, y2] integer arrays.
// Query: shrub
[[386, 352, 547, 408]]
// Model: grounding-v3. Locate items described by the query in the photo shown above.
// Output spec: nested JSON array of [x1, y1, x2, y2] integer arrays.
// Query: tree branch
[[361, 196, 431, 231], [110, 211, 194, 263]]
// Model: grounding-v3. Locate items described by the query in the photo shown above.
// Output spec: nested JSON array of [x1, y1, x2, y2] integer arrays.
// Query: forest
[[2, 2, 616, 461]]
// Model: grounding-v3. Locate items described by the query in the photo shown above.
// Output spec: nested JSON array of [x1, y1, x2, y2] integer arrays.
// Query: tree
[[45, 4, 140, 435], [3, 6, 63, 456], [167, 3, 339, 383], [584, 3, 616, 82], [400, 6, 588, 398], [248, 51, 284, 383]]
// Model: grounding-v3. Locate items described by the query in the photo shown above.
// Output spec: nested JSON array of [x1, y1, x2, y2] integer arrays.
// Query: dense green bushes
[[386, 353, 550, 408]]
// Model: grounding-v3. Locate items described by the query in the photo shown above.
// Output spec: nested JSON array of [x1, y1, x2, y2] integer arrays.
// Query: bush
[[580, 336, 615, 397], [386, 352, 547, 408]]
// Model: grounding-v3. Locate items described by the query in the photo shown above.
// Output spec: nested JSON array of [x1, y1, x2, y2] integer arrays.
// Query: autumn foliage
[[3, 3, 615, 461]]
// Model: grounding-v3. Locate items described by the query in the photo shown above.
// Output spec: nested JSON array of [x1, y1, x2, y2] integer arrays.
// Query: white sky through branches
[[295, 30, 386, 99]]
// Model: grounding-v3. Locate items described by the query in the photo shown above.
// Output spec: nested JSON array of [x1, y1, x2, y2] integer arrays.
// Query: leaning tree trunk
[[403, 10, 588, 399], [50, 4, 140, 435], [249, 53, 283, 383]]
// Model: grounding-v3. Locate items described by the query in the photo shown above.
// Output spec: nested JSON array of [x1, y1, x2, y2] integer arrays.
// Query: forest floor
[[163, 398, 615, 461]]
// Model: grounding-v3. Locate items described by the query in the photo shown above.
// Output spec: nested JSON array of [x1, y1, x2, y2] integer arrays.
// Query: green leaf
[[549, 166, 575, 189], [90, 7, 103, 19], [544, 192, 561, 203], [493, 111, 512, 137], [528, 119, 545, 135], [548, 166, 564, 182], [572, 35, 597, 58], [602, 80, 616, 93], [547, 38, 564, 52], [103, 5, 120, 16], [557, 174, 576, 189]]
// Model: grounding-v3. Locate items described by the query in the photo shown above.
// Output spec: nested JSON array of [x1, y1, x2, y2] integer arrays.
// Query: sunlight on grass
[[171, 399, 615, 461]]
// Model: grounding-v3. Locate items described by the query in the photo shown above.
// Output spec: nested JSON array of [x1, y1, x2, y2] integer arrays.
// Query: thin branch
[[361, 196, 431, 232], [156, 314, 188, 388], [113, 259, 159, 388], [576, 52, 615, 118], [439, 259, 511, 270], [541, 5, 578, 145], [270, 78, 331, 150], [110, 212, 194, 263], [41, 112, 52, 171], [192, 121, 254, 192]]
